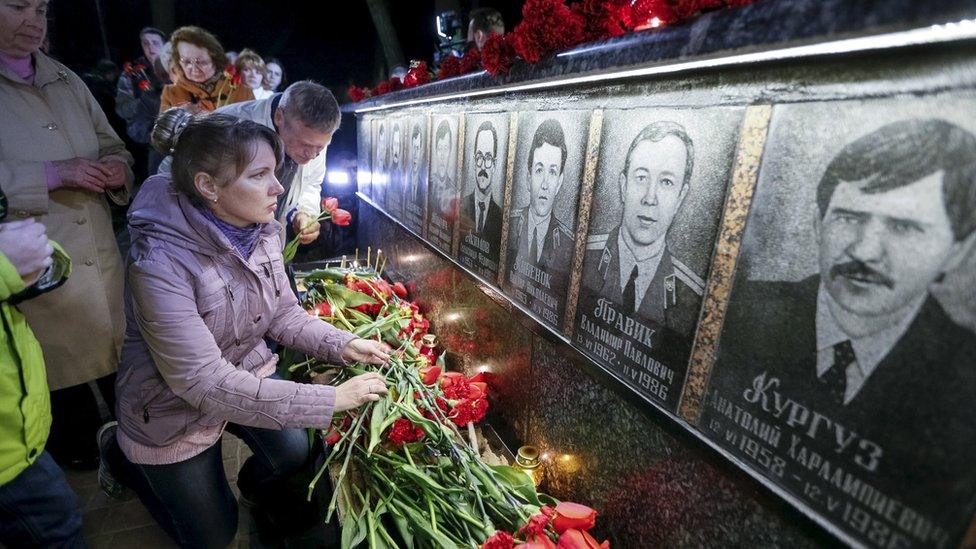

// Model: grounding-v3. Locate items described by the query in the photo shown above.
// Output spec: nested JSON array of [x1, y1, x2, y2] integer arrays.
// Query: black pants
[[47, 373, 116, 468]]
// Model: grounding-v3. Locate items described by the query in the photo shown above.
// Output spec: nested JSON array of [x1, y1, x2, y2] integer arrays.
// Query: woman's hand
[[51, 157, 111, 193], [0, 219, 53, 285], [98, 159, 128, 189], [341, 338, 391, 366], [334, 372, 389, 412]]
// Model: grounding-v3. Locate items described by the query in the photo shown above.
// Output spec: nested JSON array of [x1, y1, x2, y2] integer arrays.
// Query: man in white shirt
[[160, 81, 337, 245]]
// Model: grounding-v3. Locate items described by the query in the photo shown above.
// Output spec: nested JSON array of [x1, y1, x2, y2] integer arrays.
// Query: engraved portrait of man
[[430, 119, 457, 218], [461, 120, 504, 262], [407, 121, 425, 204], [710, 118, 976, 540], [507, 119, 574, 275], [582, 121, 704, 330]]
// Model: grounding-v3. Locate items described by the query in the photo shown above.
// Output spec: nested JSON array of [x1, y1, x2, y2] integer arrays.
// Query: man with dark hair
[[461, 121, 503, 258], [215, 81, 339, 244], [711, 118, 976, 531], [507, 119, 574, 308], [407, 122, 425, 203], [583, 121, 703, 331], [430, 120, 457, 219], [468, 8, 505, 50]]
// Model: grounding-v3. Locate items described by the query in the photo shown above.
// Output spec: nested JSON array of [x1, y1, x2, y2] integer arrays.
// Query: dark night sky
[[48, 0, 525, 96]]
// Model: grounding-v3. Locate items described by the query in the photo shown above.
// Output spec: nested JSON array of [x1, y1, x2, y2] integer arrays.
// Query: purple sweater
[[116, 175, 356, 465]]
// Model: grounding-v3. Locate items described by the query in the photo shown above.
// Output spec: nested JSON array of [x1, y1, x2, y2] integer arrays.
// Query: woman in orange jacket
[[160, 26, 253, 114]]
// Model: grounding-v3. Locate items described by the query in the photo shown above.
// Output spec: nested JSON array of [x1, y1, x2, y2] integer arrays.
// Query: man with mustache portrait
[[712, 118, 976, 530], [461, 121, 504, 264]]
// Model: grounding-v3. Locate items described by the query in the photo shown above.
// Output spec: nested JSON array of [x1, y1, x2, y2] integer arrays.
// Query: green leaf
[[399, 464, 457, 495], [391, 514, 415, 549], [327, 284, 379, 308], [391, 499, 460, 549], [367, 398, 389, 455], [341, 507, 360, 549], [489, 465, 542, 506], [301, 267, 348, 283]]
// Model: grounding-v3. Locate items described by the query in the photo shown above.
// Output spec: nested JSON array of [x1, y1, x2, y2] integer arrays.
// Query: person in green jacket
[[0, 192, 81, 547]]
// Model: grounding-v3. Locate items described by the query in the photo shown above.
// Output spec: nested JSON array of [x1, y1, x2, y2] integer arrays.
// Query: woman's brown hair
[[152, 109, 284, 204], [170, 26, 228, 78]]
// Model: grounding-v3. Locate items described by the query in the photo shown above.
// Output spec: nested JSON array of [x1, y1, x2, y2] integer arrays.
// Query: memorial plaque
[[457, 112, 512, 282], [503, 111, 590, 329], [386, 117, 407, 219], [403, 115, 429, 236], [573, 108, 742, 411], [701, 98, 976, 549], [427, 115, 461, 254], [371, 117, 390, 209]]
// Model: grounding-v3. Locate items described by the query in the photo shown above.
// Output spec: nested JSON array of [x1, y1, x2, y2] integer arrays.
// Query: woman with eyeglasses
[[160, 26, 252, 114]]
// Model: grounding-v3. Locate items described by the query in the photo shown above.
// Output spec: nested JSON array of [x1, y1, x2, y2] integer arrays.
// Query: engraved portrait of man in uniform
[[583, 122, 703, 322], [427, 116, 459, 252], [508, 119, 574, 273], [574, 109, 738, 410], [504, 113, 589, 328], [459, 114, 509, 280], [705, 111, 976, 547]]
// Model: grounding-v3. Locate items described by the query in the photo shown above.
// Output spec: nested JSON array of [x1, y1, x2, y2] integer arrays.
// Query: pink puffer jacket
[[115, 175, 355, 464]]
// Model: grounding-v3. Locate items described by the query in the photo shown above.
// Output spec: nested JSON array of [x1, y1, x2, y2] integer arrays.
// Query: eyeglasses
[[475, 153, 495, 169], [179, 58, 213, 69]]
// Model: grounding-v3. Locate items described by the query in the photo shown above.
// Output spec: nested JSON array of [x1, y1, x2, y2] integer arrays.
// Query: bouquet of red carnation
[[403, 60, 432, 88], [458, 47, 483, 74], [511, 0, 586, 64], [347, 85, 372, 102], [437, 53, 462, 79], [482, 32, 519, 76]]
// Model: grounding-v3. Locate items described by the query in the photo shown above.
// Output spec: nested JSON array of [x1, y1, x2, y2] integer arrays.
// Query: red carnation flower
[[518, 511, 552, 538], [387, 418, 424, 445], [511, 0, 586, 64], [137, 79, 152, 91], [481, 32, 518, 76], [573, 0, 634, 42], [372, 80, 392, 96], [437, 54, 462, 79], [388, 76, 404, 92], [458, 47, 482, 74], [348, 85, 370, 102], [483, 530, 515, 549], [403, 61, 431, 88]]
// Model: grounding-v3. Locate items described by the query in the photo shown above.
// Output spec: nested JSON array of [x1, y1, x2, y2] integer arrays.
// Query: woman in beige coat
[[0, 0, 133, 468]]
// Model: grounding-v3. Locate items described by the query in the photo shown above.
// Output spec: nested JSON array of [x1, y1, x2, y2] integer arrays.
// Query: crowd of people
[[0, 2, 390, 547]]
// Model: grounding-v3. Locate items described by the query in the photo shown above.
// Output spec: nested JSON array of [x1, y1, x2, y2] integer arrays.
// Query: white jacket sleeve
[[296, 150, 326, 216]]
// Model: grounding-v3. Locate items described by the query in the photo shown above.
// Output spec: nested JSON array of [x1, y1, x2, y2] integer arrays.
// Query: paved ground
[[66, 433, 266, 549]]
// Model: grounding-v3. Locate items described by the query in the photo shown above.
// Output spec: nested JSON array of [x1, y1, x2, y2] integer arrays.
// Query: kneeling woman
[[107, 110, 389, 548]]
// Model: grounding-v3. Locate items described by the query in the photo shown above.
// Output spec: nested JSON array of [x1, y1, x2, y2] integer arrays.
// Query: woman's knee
[[271, 429, 310, 474]]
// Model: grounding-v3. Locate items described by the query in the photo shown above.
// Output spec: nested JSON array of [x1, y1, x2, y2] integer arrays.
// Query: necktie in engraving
[[478, 202, 486, 232], [623, 265, 638, 314], [820, 340, 855, 404], [530, 227, 538, 264]]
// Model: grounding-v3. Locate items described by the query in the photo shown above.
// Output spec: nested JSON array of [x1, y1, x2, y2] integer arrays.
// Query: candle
[[341, 255, 347, 268], [367, 246, 371, 270], [376, 249, 382, 271]]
